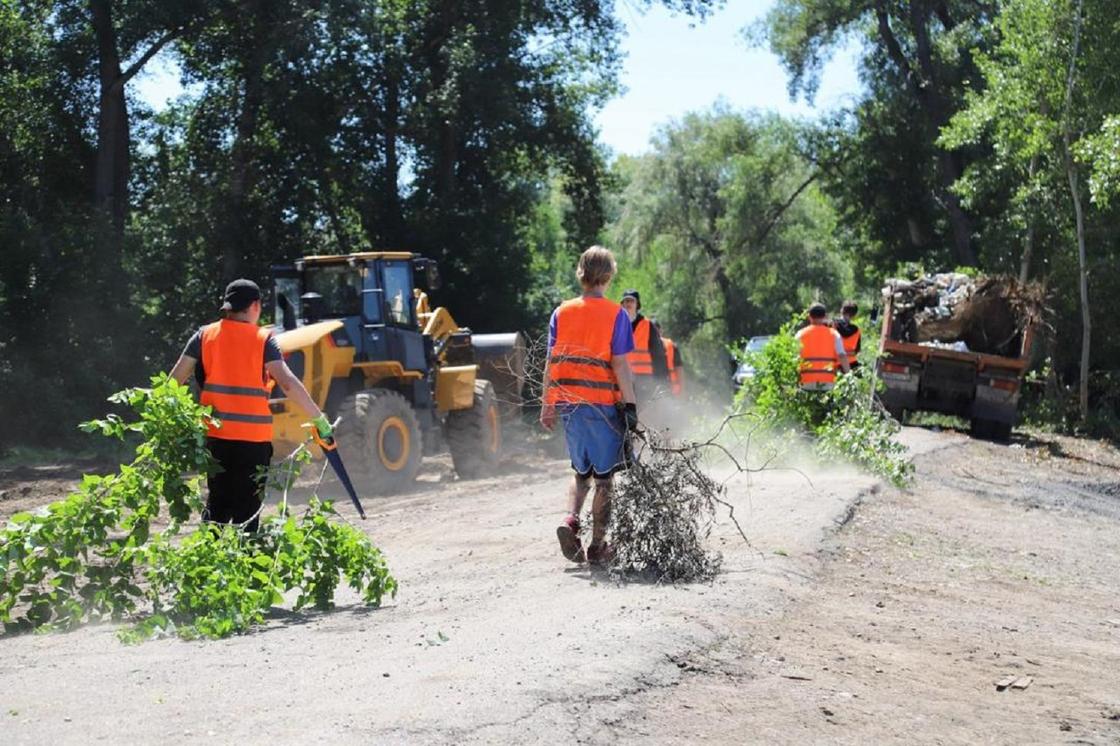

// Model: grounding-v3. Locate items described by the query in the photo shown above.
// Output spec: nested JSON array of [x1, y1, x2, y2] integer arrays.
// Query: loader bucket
[[472, 332, 527, 414]]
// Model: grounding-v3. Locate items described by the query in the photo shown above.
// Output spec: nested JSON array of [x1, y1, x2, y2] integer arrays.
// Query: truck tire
[[970, 417, 1012, 443], [446, 380, 502, 480], [335, 389, 423, 494]]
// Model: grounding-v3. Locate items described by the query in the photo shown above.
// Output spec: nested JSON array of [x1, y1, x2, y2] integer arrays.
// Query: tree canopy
[[758, 0, 1120, 434], [608, 109, 849, 365], [2, 0, 1119, 447], [2, 0, 718, 446]]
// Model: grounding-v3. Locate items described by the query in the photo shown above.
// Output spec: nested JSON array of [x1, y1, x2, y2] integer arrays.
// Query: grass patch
[[905, 412, 970, 430]]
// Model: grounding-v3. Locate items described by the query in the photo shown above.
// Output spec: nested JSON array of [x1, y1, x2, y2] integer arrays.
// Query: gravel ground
[[1, 427, 1118, 744]]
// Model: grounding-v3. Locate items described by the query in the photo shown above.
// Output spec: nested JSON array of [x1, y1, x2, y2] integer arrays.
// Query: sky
[[597, 0, 863, 155], [135, 1, 864, 158]]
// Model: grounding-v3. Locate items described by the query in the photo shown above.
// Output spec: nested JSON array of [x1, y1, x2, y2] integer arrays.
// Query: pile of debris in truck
[[882, 273, 1046, 357]]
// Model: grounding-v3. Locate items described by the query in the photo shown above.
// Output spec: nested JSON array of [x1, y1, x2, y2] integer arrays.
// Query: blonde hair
[[576, 245, 617, 289]]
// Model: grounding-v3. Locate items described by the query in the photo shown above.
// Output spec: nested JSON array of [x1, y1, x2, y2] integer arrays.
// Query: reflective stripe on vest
[[546, 297, 622, 406], [628, 318, 653, 376], [664, 338, 682, 396], [199, 320, 274, 442], [841, 327, 860, 364], [798, 324, 839, 387]]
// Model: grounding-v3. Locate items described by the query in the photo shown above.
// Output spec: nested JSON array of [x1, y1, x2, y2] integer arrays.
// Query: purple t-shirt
[[548, 305, 634, 357]]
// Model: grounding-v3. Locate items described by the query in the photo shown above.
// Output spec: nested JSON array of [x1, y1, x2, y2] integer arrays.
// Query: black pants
[[204, 437, 273, 533]]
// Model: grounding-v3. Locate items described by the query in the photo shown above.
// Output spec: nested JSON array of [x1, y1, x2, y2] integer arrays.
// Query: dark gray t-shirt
[[183, 323, 282, 386]]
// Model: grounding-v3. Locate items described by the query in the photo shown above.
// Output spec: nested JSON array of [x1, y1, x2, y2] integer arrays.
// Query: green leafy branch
[[0, 375, 396, 641], [732, 317, 913, 487]]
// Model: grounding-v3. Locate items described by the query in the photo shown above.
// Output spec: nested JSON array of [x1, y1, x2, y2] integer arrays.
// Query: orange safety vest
[[840, 327, 860, 365], [798, 324, 840, 389], [664, 338, 683, 396], [199, 320, 274, 442], [546, 297, 622, 406], [628, 318, 653, 376]]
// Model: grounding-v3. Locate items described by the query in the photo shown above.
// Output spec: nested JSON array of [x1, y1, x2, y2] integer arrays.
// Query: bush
[[733, 318, 913, 486], [1021, 363, 1120, 442]]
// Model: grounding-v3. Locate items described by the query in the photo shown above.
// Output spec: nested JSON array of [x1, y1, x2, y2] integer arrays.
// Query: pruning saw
[[307, 423, 367, 520]]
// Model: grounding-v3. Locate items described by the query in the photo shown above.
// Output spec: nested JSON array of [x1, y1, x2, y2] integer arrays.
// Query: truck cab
[[270, 253, 448, 431]]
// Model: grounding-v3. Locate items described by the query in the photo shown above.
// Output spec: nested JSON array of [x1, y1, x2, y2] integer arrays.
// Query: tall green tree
[[607, 108, 849, 372], [941, 0, 1120, 422], [0, 0, 141, 443], [0, 0, 725, 449], [137, 0, 631, 337], [759, 0, 997, 268]]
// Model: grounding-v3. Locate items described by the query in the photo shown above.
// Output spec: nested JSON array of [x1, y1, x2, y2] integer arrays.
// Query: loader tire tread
[[335, 388, 422, 494], [446, 380, 502, 480]]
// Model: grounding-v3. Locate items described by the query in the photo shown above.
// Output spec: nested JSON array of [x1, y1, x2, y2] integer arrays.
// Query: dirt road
[[2, 427, 1119, 744]]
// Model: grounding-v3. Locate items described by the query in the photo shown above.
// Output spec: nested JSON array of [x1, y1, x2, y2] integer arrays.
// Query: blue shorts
[[559, 404, 627, 479]]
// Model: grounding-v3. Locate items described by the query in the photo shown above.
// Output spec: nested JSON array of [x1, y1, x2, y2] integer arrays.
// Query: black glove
[[620, 402, 640, 433]]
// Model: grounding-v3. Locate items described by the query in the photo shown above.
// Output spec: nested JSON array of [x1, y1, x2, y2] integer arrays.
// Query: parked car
[[732, 335, 774, 387]]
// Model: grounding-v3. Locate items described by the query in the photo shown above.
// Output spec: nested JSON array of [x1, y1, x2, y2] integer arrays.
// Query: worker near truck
[[540, 247, 639, 566], [833, 300, 861, 369], [796, 302, 850, 391], [620, 289, 669, 402], [169, 279, 334, 532], [664, 337, 683, 396], [652, 319, 684, 397]]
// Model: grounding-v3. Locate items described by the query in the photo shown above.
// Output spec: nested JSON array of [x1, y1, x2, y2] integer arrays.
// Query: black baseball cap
[[621, 289, 641, 309], [808, 302, 828, 318], [221, 279, 262, 312]]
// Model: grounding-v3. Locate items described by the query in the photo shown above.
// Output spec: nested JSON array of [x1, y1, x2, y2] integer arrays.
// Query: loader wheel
[[336, 389, 422, 494], [446, 380, 502, 480]]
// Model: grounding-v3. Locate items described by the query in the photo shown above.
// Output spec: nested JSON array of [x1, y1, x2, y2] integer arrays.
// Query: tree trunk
[[1062, 0, 1089, 422], [1066, 158, 1091, 422], [224, 15, 267, 281], [382, 67, 404, 244], [875, 2, 977, 267], [89, 1, 189, 234], [437, 121, 457, 205], [938, 152, 977, 267], [1019, 154, 1039, 283], [713, 263, 744, 341], [90, 0, 130, 234], [426, 1, 458, 207]]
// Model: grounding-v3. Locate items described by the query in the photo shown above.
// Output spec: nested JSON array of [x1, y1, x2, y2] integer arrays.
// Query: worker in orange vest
[[541, 247, 639, 566], [619, 289, 669, 401], [663, 337, 683, 396], [796, 302, 850, 391], [169, 279, 332, 532], [651, 319, 683, 397], [833, 300, 861, 370]]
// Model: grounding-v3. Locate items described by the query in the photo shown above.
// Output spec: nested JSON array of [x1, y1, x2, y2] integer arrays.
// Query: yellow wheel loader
[[267, 252, 524, 492]]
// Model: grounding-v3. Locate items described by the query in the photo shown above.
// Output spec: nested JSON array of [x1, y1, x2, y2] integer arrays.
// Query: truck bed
[[876, 291, 1037, 440], [880, 339, 1029, 374]]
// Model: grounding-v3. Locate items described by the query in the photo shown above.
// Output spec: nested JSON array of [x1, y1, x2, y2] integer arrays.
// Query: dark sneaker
[[556, 515, 584, 563], [586, 541, 612, 566]]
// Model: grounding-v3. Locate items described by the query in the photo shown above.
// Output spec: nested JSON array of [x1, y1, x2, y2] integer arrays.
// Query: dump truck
[[267, 252, 525, 491], [876, 273, 1043, 441]]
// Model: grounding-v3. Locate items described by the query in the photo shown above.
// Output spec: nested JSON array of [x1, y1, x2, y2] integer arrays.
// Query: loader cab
[[271, 252, 438, 372]]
